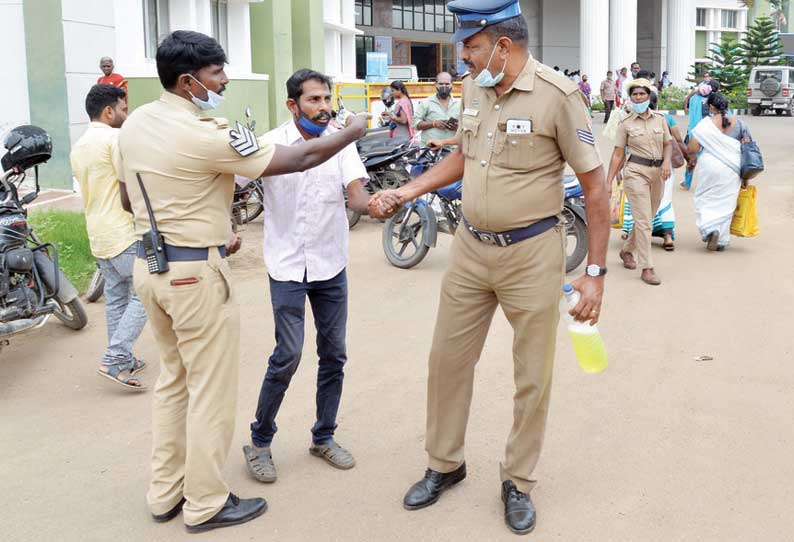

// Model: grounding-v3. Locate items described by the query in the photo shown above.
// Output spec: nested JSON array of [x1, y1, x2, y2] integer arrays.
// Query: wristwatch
[[585, 264, 607, 277]]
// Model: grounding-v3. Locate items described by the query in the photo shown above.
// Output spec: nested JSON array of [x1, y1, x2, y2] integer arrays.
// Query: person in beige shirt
[[70, 84, 148, 391], [372, 1, 610, 534], [600, 70, 617, 123], [606, 78, 672, 285], [116, 30, 370, 534]]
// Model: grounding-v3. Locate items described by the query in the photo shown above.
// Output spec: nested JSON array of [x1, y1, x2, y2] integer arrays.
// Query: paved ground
[[2, 115, 793, 541]]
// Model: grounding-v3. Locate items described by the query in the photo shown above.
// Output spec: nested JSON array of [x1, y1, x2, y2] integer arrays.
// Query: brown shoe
[[620, 251, 637, 270], [641, 268, 661, 285]]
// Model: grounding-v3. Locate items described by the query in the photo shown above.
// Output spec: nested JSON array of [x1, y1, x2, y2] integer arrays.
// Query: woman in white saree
[[688, 92, 750, 251]]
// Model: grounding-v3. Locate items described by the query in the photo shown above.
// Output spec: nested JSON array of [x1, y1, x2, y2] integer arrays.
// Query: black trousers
[[604, 100, 615, 123]]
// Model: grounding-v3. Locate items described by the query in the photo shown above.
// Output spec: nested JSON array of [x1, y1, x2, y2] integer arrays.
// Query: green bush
[[658, 86, 690, 111], [726, 88, 749, 110], [28, 210, 94, 293]]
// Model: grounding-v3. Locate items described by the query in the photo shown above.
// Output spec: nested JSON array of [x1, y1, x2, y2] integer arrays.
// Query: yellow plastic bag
[[730, 185, 759, 237], [610, 180, 626, 230]]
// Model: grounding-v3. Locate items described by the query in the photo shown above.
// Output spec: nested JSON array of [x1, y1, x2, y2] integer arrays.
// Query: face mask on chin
[[631, 99, 650, 114], [186, 74, 224, 111], [475, 41, 508, 88], [295, 106, 329, 136]]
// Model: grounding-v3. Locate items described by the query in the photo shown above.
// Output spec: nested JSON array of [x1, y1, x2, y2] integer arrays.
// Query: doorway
[[410, 42, 439, 80]]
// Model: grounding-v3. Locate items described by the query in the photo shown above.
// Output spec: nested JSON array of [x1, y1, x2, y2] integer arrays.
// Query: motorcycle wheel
[[241, 181, 264, 224], [53, 298, 88, 330], [347, 207, 362, 229], [382, 203, 431, 269], [563, 206, 589, 273], [85, 267, 105, 302]]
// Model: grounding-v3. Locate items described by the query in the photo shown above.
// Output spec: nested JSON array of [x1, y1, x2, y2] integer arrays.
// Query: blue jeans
[[250, 269, 348, 447], [96, 243, 148, 368]]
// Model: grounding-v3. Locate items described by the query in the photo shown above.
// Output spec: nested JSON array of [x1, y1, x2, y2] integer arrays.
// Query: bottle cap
[[562, 283, 573, 294]]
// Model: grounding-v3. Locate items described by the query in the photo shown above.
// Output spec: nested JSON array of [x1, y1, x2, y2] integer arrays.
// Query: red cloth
[[97, 73, 127, 90]]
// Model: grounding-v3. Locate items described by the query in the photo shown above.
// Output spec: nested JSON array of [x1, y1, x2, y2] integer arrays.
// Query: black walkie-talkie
[[136, 173, 169, 274]]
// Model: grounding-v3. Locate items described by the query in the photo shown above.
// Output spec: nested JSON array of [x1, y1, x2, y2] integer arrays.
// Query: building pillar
[[580, 0, 609, 82], [23, 0, 72, 189], [667, 0, 695, 87], [609, 0, 638, 73], [251, 0, 294, 127], [292, 0, 325, 72]]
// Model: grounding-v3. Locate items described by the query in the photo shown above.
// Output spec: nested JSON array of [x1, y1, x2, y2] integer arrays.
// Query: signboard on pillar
[[375, 36, 393, 65]]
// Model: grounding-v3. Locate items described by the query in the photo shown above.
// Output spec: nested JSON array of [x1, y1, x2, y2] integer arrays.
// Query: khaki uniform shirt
[[117, 92, 275, 247], [70, 122, 137, 259], [458, 56, 602, 232], [615, 111, 672, 161]]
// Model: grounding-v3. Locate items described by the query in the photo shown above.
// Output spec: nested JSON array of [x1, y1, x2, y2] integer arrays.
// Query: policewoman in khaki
[[372, 1, 611, 535], [606, 78, 672, 286], [117, 31, 368, 534]]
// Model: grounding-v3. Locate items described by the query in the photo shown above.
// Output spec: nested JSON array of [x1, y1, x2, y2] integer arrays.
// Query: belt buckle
[[478, 231, 498, 245]]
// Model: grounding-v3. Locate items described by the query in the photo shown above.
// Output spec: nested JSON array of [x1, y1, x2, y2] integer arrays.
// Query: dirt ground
[[2, 116, 793, 542]]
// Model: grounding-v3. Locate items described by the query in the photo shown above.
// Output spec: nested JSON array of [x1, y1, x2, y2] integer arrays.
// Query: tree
[[740, 1, 787, 30], [742, 16, 784, 69], [708, 36, 747, 91]]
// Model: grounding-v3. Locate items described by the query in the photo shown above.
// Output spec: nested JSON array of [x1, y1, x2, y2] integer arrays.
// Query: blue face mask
[[187, 74, 224, 111], [297, 115, 327, 136], [631, 99, 650, 114], [475, 41, 508, 88]]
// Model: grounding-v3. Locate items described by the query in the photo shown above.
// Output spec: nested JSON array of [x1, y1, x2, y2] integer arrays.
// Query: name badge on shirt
[[463, 108, 479, 117], [506, 119, 532, 134]]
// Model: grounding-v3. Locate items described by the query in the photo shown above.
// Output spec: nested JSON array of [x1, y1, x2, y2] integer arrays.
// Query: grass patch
[[27, 210, 94, 293]]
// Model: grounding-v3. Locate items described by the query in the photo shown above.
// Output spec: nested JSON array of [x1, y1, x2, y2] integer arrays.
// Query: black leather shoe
[[152, 497, 186, 523], [185, 493, 267, 534], [403, 463, 466, 510], [501, 481, 536, 535]]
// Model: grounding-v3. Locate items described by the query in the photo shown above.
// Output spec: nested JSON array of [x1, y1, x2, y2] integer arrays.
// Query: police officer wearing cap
[[606, 78, 672, 286], [117, 31, 369, 534], [372, 0, 610, 534]]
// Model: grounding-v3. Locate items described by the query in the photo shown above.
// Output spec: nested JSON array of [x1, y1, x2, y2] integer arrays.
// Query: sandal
[[97, 364, 147, 391], [243, 444, 277, 483], [663, 235, 675, 251], [309, 440, 356, 470], [130, 357, 146, 375]]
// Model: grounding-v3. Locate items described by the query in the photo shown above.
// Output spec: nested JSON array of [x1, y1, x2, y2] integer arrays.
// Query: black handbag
[[738, 121, 764, 180]]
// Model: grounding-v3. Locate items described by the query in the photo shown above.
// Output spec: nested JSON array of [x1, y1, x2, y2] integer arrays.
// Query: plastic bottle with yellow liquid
[[562, 284, 608, 373]]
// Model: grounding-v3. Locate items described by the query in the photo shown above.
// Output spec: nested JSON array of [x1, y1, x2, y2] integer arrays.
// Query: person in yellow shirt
[[70, 84, 148, 391]]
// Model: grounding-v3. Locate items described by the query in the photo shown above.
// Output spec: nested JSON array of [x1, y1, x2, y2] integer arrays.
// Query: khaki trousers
[[622, 162, 664, 269], [133, 250, 239, 526], [425, 222, 565, 494]]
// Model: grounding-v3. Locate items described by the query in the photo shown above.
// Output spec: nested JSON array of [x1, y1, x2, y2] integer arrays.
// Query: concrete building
[[353, 1, 729, 89], [2, 0, 356, 190], [694, 1, 749, 65]]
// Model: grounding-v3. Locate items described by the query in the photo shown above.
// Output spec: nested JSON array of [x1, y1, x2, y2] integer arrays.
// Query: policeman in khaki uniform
[[372, 0, 610, 535], [117, 31, 368, 534], [606, 78, 672, 285]]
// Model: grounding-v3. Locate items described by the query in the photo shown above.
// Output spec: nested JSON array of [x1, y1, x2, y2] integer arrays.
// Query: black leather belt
[[463, 216, 558, 247], [628, 155, 663, 168], [136, 241, 226, 262]]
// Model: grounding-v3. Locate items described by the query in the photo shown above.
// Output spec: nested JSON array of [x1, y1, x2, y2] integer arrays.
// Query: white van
[[387, 65, 418, 82]]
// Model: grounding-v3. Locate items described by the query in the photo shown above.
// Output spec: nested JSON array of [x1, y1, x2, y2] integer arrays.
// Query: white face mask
[[187, 74, 225, 111], [475, 41, 508, 88]]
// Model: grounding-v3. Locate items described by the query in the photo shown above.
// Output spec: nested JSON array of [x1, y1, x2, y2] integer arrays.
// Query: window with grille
[[355, 35, 375, 80], [143, 0, 170, 59], [392, 0, 455, 33], [721, 10, 737, 29], [210, 0, 229, 55], [696, 8, 706, 27], [355, 0, 373, 26]]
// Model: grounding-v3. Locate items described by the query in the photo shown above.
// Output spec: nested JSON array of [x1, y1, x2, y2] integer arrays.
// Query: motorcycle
[[346, 127, 419, 229], [382, 149, 589, 272], [0, 125, 88, 351]]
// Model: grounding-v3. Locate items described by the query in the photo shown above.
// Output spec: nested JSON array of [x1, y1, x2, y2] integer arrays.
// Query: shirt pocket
[[492, 131, 534, 170], [315, 176, 344, 205], [460, 116, 481, 159]]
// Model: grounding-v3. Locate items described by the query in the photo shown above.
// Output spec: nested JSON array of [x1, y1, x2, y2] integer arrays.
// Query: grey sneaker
[[309, 440, 356, 470], [243, 444, 277, 483]]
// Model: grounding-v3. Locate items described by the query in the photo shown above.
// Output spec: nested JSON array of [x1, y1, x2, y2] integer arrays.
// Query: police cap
[[447, 0, 522, 43]]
